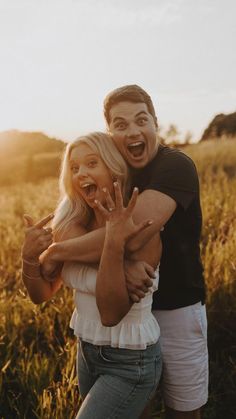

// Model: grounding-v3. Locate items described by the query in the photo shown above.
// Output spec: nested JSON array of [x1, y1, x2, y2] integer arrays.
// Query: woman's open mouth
[[81, 183, 98, 199], [127, 141, 145, 158]]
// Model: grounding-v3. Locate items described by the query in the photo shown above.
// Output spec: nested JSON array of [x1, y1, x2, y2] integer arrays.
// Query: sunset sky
[[0, 0, 235, 142]]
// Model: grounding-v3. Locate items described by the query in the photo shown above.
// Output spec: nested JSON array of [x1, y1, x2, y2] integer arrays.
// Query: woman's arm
[[21, 214, 62, 304], [96, 184, 154, 326], [22, 214, 87, 304]]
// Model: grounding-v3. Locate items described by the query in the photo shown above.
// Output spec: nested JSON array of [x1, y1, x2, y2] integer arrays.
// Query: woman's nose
[[77, 166, 88, 178]]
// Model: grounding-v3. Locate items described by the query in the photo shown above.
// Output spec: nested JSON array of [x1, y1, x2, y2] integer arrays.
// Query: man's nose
[[126, 123, 141, 138]]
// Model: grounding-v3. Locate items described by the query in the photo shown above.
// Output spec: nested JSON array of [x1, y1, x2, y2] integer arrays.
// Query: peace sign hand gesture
[[94, 182, 153, 244]]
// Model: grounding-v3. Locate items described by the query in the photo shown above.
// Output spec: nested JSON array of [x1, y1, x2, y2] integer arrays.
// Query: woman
[[22, 132, 162, 418]]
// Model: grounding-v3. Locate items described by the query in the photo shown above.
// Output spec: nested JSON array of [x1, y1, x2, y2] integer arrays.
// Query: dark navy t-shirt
[[132, 144, 206, 310]]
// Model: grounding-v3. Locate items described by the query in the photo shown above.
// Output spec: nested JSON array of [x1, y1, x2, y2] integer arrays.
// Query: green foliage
[[0, 140, 236, 418]]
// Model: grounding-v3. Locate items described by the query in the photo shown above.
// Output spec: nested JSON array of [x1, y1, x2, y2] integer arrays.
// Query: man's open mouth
[[127, 141, 145, 158], [81, 183, 97, 198]]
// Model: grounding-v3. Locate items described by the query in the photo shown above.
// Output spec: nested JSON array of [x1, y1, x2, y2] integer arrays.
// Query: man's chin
[[126, 154, 149, 169]]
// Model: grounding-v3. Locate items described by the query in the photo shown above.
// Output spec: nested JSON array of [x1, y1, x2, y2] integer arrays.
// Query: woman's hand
[[21, 214, 63, 304], [95, 182, 153, 244], [22, 213, 54, 263]]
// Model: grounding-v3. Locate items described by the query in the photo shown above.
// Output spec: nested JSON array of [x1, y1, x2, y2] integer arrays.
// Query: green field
[[0, 140, 236, 418]]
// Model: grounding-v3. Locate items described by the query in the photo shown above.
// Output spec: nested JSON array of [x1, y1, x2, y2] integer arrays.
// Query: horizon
[[0, 0, 235, 142]]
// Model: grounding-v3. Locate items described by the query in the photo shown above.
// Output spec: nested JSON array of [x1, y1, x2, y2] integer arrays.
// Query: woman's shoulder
[[58, 219, 87, 241]]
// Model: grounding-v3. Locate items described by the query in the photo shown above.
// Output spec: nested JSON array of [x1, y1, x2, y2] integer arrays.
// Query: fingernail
[[147, 220, 153, 225], [134, 187, 138, 192], [94, 200, 98, 204], [113, 182, 118, 186], [102, 187, 107, 192]]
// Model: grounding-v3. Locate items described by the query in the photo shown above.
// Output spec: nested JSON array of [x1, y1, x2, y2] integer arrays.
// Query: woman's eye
[[88, 160, 97, 167], [71, 166, 79, 174]]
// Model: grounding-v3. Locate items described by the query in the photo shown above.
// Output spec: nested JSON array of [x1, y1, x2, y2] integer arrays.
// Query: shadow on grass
[[203, 279, 236, 419]]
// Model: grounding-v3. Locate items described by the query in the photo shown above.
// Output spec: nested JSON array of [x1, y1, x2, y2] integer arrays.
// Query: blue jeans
[[76, 339, 162, 419]]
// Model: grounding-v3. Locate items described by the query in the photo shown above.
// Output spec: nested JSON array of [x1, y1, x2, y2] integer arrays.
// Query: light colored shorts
[[153, 302, 208, 412]]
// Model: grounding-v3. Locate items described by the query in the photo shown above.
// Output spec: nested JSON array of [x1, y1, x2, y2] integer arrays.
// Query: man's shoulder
[[151, 144, 196, 173], [157, 144, 194, 162]]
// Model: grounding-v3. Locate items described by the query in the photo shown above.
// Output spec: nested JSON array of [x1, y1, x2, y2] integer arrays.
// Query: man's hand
[[124, 260, 155, 303]]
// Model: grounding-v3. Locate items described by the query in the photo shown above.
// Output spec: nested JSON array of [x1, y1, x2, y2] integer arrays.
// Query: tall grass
[[0, 140, 236, 418], [186, 141, 236, 419]]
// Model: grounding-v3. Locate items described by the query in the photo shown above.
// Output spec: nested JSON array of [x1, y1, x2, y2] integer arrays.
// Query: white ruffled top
[[62, 262, 160, 350]]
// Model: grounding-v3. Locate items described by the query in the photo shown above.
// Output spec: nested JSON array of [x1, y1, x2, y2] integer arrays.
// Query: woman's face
[[69, 143, 114, 208]]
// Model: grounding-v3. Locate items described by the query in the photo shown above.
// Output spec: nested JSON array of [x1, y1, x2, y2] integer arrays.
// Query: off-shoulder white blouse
[[62, 262, 160, 350]]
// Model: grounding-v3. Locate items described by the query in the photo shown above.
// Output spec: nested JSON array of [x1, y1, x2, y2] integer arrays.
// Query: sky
[[0, 0, 235, 142]]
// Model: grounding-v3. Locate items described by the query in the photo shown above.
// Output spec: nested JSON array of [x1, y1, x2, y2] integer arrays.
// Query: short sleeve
[[147, 150, 199, 210]]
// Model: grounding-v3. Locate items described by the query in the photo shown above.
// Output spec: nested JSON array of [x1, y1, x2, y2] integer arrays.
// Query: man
[[45, 85, 208, 419]]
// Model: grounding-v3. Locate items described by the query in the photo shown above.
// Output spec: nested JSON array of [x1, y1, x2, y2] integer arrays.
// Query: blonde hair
[[52, 132, 129, 239]]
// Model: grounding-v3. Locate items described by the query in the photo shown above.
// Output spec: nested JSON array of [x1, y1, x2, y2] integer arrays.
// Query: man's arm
[[127, 189, 176, 255], [47, 227, 105, 263], [48, 189, 176, 264], [43, 189, 175, 302]]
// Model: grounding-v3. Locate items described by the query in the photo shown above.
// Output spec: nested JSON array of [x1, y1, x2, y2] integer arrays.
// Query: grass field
[[0, 140, 236, 418]]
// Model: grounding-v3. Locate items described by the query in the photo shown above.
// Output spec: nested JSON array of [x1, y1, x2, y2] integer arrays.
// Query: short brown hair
[[103, 84, 158, 127]]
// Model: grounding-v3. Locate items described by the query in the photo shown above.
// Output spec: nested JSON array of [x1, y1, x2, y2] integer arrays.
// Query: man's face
[[108, 101, 158, 169]]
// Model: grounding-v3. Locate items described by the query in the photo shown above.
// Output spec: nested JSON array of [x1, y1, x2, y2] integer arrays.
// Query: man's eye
[[137, 118, 147, 125], [115, 122, 126, 130]]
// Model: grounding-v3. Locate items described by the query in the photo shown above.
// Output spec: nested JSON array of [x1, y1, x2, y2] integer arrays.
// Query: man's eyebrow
[[112, 116, 126, 123], [135, 111, 148, 117], [112, 111, 148, 123]]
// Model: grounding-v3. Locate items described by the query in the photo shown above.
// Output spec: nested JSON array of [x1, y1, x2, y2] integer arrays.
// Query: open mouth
[[127, 141, 145, 158], [81, 183, 97, 198]]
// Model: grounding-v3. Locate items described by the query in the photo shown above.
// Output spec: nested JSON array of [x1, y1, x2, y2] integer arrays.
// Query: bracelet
[[22, 258, 40, 267], [22, 270, 42, 280]]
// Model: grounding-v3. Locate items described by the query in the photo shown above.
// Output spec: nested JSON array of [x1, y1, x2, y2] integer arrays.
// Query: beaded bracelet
[[22, 258, 40, 267]]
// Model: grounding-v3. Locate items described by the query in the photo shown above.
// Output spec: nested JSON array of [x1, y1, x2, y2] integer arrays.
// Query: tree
[[183, 130, 193, 144], [165, 124, 180, 144]]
